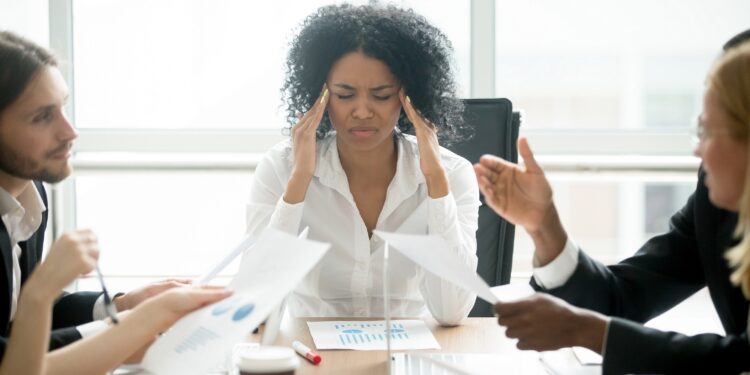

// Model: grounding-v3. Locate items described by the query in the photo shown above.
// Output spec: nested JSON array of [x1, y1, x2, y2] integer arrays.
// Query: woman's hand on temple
[[400, 89, 449, 198], [285, 84, 330, 204]]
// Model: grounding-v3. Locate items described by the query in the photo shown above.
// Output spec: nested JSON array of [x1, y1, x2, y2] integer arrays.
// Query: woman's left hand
[[400, 89, 449, 198]]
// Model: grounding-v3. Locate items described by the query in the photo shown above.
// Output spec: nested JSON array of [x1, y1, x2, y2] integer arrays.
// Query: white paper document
[[540, 349, 602, 375], [141, 228, 330, 375], [373, 231, 538, 307], [373, 230, 500, 304], [307, 320, 440, 350], [572, 346, 603, 366], [193, 234, 256, 285], [392, 352, 545, 375], [490, 283, 535, 302]]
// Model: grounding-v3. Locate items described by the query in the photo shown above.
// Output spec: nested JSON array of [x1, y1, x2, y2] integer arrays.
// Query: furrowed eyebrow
[[332, 83, 356, 90], [370, 85, 395, 92], [331, 83, 396, 91]]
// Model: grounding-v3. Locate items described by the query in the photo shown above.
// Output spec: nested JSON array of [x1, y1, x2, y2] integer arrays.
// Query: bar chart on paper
[[307, 320, 440, 350], [337, 322, 408, 344]]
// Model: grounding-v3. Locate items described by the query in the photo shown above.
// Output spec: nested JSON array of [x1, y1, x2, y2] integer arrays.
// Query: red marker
[[292, 340, 322, 365]]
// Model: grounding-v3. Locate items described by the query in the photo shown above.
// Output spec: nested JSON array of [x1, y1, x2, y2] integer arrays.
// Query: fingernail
[[406, 95, 411, 103], [320, 88, 329, 104]]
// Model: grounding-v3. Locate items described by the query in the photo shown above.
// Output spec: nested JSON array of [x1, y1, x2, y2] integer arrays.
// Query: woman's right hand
[[284, 85, 330, 204], [27, 229, 100, 301]]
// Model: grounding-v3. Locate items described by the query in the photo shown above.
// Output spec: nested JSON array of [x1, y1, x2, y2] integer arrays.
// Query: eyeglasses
[[691, 116, 742, 146], [95, 264, 119, 324]]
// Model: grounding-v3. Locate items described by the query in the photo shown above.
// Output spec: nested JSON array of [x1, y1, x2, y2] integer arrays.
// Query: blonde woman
[[475, 33, 750, 374]]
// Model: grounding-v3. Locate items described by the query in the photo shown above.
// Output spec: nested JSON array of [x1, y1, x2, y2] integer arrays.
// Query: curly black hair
[[281, 3, 471, 146]]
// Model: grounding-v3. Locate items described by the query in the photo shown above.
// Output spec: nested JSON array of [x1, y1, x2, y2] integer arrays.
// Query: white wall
[[0, 0, 49, 46]]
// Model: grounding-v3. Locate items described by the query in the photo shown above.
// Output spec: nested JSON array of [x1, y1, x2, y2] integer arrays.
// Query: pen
[[95, 264, 119, 324], [292, 340, 321, 365]]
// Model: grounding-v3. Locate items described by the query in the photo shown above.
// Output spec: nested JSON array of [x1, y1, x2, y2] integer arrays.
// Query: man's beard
[[0, 137, 72, 183]]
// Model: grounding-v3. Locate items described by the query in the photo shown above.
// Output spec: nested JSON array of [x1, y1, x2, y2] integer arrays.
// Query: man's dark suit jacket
[[0, 181, 100, 360], [533, 169, 750, 374]]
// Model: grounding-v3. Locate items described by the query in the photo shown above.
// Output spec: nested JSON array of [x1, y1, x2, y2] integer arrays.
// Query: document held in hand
[[141, 228, 330, 375], [372, 231, 534, 305]]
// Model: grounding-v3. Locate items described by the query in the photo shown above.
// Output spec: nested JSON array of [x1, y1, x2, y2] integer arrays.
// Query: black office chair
[[446, 98, 521, 317]]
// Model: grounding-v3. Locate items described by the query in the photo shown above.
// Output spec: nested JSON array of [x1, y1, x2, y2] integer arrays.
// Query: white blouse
[[246, 133, 480, 325]]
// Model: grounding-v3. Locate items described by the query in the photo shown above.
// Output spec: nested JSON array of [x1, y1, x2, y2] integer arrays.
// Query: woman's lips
[[349, 128, 378, 138]]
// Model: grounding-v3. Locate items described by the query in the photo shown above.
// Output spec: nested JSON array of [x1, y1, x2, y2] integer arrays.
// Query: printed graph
[[308, 319, 440, 350], [334, 322, 410, 345]]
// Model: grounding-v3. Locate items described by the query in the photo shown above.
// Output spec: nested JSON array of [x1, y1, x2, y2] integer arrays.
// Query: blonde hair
[[711, 41, 750, 298]]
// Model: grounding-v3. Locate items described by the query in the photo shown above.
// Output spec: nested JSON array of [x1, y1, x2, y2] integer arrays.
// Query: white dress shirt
[[0, 182, 46, 321], [0, 183, 108, 337], [532, 237, 580, 289], [246, 133, 480, 325]]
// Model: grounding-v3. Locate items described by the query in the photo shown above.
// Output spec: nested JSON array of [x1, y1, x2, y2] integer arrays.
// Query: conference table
[[253, 317, 589, 375], [114, 317, 592, 374]]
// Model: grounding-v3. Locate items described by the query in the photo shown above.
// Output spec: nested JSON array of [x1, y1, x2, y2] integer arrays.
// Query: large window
[[71, 0, 469, 129], [511, 173, 697, 275], [491, 0, 748, 284], [42, 0, 745, 311], [495, 0, 750, 131], [60, 0, 469, 291]]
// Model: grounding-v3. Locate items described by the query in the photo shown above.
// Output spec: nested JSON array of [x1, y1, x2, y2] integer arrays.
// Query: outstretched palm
[[473, 137, 553, 233]]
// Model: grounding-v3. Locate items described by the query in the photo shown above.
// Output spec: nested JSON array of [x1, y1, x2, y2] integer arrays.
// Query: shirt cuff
[[92, 292, 125, 320], [427, 192, 456, 235], [532, 237, 579, 289], [92, 294, 107, 321], [76, 319, 108, 338], [601, 319, 611, 357], [268, 197, 305, 235]]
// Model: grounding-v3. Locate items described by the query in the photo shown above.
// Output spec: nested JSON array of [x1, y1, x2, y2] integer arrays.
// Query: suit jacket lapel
[[19, 233, 37, 284], [0, 221, 12, 333], [716, 211, 748, 334]]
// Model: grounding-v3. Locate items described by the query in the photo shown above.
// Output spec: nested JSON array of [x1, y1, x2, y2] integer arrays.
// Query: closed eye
[[373, 95, 392, 101], [335, 94, 354, 100]]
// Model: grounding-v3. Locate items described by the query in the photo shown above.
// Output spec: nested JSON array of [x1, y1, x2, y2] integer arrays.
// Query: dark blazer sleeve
[[531, 175, 750, 374], [534, 191, 704, 321], [51, 291, 102, 329], [604, 318, 750, 375]]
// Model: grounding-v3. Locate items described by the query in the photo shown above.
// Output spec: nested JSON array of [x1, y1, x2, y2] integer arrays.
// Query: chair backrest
[[446, 98, 521, 317]]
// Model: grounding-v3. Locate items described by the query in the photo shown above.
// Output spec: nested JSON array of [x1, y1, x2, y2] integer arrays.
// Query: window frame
[[48, 0, 699, 284]]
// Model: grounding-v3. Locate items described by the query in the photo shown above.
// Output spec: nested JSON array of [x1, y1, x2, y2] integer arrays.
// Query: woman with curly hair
[[246, 3, 479, 325]]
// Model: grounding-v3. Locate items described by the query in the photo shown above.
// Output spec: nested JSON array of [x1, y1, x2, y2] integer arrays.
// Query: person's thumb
[[518, 137, 542, 173]]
